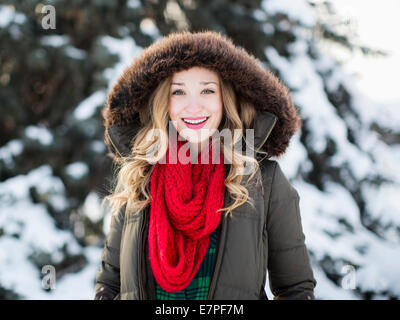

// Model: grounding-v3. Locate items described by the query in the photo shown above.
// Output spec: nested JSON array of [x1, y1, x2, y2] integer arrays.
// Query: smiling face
[[168, 66, 223, 150]]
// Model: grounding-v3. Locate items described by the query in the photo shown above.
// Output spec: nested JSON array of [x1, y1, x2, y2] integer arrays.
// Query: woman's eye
[[171, 89, 214, 95], [203, 89, 214, 94]]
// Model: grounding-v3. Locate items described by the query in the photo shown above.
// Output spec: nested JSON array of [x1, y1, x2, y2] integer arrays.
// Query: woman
[[94, 30, 316, 300]]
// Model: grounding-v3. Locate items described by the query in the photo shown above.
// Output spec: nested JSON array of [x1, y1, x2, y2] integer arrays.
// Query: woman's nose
[[185, 99, 203, 114]]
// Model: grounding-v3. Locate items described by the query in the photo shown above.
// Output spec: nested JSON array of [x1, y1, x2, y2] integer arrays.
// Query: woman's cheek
[[168, 101, 182, 122]]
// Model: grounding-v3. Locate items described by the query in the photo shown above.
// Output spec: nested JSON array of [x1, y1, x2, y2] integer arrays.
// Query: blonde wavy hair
[[103, 70, 267, 217]]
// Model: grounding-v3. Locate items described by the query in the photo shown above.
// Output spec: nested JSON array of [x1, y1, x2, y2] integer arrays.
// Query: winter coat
[[94, 30, 317, 300]]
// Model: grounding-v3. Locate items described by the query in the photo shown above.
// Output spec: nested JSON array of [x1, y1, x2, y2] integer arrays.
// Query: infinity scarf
[[148, 138, 226, 293]]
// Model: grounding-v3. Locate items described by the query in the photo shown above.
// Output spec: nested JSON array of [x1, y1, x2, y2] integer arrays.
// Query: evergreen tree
[[0, 0, 398, 299]]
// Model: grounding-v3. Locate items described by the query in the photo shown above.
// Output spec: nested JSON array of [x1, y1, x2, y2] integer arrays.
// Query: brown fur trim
[[102, 30, 301, 160]]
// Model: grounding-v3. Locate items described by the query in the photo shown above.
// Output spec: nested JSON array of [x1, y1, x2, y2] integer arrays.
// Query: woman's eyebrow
[[171, 81, 218, 86]]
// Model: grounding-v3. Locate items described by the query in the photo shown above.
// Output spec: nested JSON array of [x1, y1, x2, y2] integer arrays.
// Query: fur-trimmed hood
[[102, 30, 301, 161]]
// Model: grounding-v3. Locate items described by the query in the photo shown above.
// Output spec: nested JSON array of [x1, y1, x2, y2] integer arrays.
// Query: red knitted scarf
[[148, 138, 226, 293]]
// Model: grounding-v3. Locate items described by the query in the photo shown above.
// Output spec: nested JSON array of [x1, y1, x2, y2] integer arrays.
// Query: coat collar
[[252, 111, 278, 152], [106, 111, 277, 158]]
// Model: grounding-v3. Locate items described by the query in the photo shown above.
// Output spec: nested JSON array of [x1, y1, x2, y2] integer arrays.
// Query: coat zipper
[[138, 207, 148, 300], [207, 210, 228, 300]]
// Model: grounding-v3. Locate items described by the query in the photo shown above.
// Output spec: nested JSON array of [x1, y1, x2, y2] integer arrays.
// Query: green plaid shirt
[[155, 224, 220, 300]]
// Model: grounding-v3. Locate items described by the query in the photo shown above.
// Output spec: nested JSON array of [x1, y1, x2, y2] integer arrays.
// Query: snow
[[262, 23, 275, 35], [263, 0, 400, 299], [0, 5, 27, 28], [101, 35, 143, 90], [312, 263, 359, 299], [0, 166, 74, 251], [347, 81, 400, 132], [65, 162, 89, 180], [0, 139, 23, 167], [266, 44, 347, 154], [262, 0, 317, 27], [0, 165, 102, 299], [290, 177, 400, 299], [25, 125, 54, 146], [90, 140, 106, 153], [0, 5, 26, 40], [34, 246, 102, 300], [40, 35, 70, 47], [64, 46, 87, 60], [273, 131, 308, 178], [329, 0, 400, 103], [82, 192, 104, 223], [252, 9, 268, 22], [362, 183, 400, 228], [140, 18, 162, 39], [355, 238, 400, 294], [127, 0, 141, 9], [0, 236, 101, 299], [73, 90, 106, 120]]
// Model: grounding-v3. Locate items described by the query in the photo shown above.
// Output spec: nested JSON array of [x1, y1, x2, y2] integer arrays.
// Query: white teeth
[[183, 117, 208, 124]]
